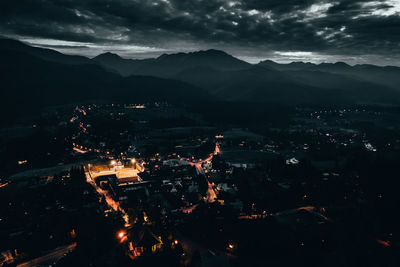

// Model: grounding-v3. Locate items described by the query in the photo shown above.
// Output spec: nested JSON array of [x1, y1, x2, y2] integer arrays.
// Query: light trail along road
[[17, 243, 77, 267], [188, 143, 220, 203]]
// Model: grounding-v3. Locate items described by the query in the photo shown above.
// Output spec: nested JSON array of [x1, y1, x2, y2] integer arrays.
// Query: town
[[1, 102, 398, 266]]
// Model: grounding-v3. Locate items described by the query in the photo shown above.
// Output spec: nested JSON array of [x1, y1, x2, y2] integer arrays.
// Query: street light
[[131, 158, 136, 164], [117, 230, 127, 243]]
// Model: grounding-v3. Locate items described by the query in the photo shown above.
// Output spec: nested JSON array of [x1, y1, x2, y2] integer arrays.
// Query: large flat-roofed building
[[89, 161, 143, 183], [89, 161, 147, 202]]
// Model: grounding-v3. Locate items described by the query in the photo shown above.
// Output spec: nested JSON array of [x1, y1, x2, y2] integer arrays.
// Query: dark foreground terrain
[[1, 102, 399, 267]]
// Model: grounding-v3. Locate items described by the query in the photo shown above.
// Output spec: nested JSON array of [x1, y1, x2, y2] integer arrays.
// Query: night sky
[[1, 0, 399, 65]]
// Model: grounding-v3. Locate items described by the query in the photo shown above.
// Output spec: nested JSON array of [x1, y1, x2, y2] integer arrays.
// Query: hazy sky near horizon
[[1, 0, 400, 65]]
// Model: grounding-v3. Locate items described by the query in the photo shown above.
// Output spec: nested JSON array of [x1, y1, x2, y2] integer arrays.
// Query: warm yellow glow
[[131, 158, 136, 164], [174, 240, 178, 245], [118, 231, 126, 239], [143, 212, 149, 222]]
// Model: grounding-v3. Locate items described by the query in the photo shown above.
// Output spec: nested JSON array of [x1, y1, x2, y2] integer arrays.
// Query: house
[[128, 227, 163, 258]]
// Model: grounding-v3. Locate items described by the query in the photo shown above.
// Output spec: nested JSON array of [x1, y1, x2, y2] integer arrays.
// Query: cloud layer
[[1, 0, 399, 65]]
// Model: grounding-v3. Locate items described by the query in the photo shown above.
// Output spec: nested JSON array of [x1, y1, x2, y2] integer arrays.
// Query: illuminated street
[[17, 243, 77, 267]]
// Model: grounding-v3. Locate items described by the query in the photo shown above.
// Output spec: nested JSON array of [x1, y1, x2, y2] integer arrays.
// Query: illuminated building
[[127, 227, 163, 258]]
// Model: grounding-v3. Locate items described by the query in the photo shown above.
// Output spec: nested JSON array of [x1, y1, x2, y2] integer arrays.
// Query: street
[[17, 243, 76, 267]]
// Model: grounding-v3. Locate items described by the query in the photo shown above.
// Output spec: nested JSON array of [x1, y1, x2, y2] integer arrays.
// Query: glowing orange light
[[117, 231, 126, 239], [174, 240, 178, 245]]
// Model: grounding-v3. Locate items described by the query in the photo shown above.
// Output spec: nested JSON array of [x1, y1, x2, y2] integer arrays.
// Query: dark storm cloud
[[0, 0, 399, 65]]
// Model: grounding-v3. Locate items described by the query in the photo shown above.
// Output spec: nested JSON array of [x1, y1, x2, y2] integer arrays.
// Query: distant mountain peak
[[157, 49, 235, 60], [198, 49, 229, 56], [259, 59, 277, 64], [334, 61, 351, 67], [153, 49, 250, 73], [319, 61, 351, 67], [94, 52, 122, 60], [289, 61, 315, 66], [258, 59, 314, 71], [156, 53, 177, 60]]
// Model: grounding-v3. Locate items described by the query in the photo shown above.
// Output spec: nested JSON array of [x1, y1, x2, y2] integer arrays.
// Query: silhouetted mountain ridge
[[0, 38, 93, 65], [0, 48, 207, 119], [257, 59, 400, 91], [94, 48, 251, 77], [1, 38, 400, 109], [88, 43, 400, 95]]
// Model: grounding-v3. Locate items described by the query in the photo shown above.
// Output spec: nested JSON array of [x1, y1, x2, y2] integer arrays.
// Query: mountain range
[[93, 49, 400, 105], [1, 38, 400, 118]]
